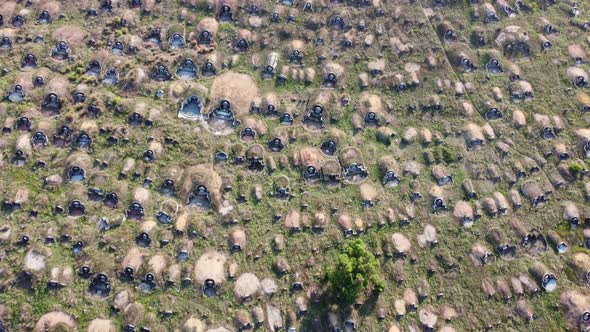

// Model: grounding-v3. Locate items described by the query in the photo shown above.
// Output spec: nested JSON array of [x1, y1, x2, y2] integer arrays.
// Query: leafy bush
[[569, 162, 583, 178], [432, 145, 460, 164], [442, 146, 460, 163], [115, 27, 129, 37], [325, 239, 384, 304]]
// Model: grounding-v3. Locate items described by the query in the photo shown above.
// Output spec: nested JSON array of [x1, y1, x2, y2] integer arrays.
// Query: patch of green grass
[[218, 22, 237, 35]]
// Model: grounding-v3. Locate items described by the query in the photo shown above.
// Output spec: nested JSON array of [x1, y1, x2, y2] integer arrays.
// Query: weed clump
[[569, 162, 583, 179]]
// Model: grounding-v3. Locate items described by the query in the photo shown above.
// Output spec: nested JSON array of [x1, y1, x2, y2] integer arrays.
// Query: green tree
[[326, 239, 384, 304]]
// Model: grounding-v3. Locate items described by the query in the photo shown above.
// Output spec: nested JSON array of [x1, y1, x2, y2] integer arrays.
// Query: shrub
[[442, 146, 460, 163], [432, 145, 460, 164], [569, 162, 583, 178]]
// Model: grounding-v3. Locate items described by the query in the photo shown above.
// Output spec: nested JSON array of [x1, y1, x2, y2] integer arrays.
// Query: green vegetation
[[218, 22, 237, 35], [431, 144, 461, 164], [66, 64, 87, 82], [115, 27, 129, 37], [441, 146, 460, 163], [325, 239, 384, 304], [569, 162, 584, 179]]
